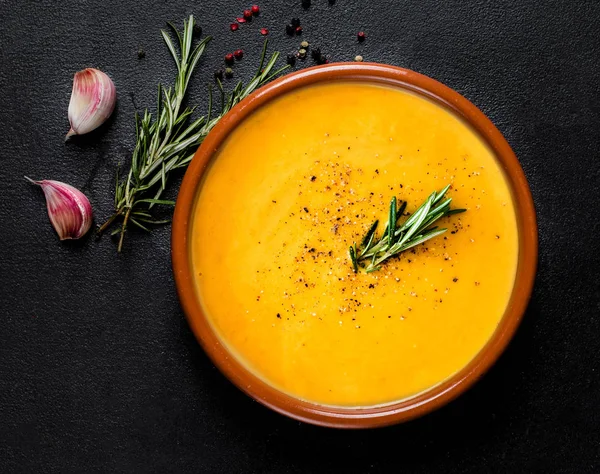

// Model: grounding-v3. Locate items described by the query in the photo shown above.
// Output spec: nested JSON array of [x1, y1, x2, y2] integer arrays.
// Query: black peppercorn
[[286, 53, 297, 65], [311, 47, 321, 60], [301, 0, 311, 8], [286, 23, 295, 35], [137, 49, 145, 59], [193, 24, 202, 37], [314, 52, 327, 65], [214, 69, 223, 81], [291, 18, 301, 27]]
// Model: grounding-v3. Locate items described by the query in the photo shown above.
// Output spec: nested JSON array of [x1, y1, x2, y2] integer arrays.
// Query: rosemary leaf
[[129, 218, 151, 233], [446, 208, 467, 216], [359, 219, 379, 255], [349, 245, 359, 273], [135, 198, 176, 206], [432, 184, 451, 205], [388, 196, 397, 249], [135, 217, 172, 225]]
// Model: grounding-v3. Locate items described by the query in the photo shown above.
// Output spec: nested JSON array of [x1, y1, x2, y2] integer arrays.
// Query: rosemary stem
[[96, 210, 122, 237], [117, 207, 133, 253]]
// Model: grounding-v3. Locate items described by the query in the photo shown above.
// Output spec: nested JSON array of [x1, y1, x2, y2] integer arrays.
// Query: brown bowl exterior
[[172, 63, 538, 429]]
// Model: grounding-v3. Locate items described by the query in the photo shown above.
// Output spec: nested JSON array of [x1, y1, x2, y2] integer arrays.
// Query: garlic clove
[[65, 68, 116, 141], [25, 177, 93, 240]]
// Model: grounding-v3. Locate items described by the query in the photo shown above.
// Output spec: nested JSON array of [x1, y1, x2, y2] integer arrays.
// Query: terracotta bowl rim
[[171, 62, 538, 429]]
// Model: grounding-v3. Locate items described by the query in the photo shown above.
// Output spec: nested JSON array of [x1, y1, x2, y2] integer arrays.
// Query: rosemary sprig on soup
[[349, 185, 466, 273]]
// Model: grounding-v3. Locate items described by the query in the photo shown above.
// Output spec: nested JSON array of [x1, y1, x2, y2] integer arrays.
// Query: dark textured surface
[[1, 0, 599, 472]]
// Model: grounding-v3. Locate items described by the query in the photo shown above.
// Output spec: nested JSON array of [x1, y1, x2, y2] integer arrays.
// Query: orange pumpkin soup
[[191, 82, 518, 407]]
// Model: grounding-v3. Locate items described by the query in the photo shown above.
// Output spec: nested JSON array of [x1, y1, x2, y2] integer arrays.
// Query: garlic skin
[[65, 68, 116, 141], [25, 177, 93, 240]]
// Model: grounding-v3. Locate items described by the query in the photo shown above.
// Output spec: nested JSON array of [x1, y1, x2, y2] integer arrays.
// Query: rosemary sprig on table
[[97, 15, 288, 252], [349, 185, 466, 273]]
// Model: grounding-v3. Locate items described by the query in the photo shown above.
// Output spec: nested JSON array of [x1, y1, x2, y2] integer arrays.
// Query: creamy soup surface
[[191, 82, 519, 406]]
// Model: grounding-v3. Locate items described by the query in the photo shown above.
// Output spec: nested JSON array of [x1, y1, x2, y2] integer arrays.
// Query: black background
[[1, 1, 599, 472]]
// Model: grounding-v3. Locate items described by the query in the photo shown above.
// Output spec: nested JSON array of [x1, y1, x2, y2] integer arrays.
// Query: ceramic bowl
[[171, 63, 538, 428]]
